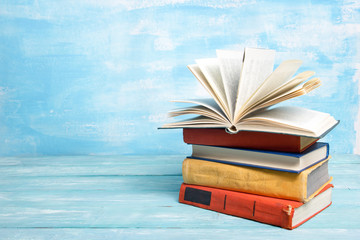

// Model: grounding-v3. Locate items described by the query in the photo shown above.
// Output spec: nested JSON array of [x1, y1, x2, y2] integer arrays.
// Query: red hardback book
[[179, 183, 333, 230], [183, 128, 319, 153]]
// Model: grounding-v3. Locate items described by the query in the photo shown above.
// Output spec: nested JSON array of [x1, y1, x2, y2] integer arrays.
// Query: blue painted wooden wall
[[0, 0, 359, 156]]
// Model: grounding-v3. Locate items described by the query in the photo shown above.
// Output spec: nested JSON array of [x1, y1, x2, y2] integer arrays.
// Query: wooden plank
[[0, 155, 184, 177], [0, 172, 358, 192], [0, 154, 359, 238], [0, 175, 182, 191], [1, 228, 360, 240], [0, 177, 359, 228], [0, 228, 359, 240], [0, 154, 358, 177]]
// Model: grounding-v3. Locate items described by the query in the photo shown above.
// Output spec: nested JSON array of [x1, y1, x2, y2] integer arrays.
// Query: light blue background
[[0, 0, 359, 156]]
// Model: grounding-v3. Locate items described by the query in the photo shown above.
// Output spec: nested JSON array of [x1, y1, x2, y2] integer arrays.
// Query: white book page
[[172, 98, 228, 122], [234, 48, 275, 120], [195, 58, 230, 119], [240, 77, 321, 118], [240, 106, 336, 135], [254, 71, 315, 107], [161, 116, 231, 129], [216, 49, 244, 120], [238, 59, 303, 117], [168, 106, 229, 123], [187, 64, 218, 105]]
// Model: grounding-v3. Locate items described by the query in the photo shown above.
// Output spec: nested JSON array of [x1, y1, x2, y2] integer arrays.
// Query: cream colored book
[[161, 48, 338, 137]]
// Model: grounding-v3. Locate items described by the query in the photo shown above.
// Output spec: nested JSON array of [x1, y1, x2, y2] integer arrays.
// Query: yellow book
[[182, 157, 332, 203]]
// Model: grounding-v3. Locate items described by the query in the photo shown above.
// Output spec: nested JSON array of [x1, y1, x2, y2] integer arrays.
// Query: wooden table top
[[0, 154, 359, 239]]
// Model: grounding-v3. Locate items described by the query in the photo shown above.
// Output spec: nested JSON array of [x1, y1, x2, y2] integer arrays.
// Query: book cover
[[190, 142, 329, 173], [179, 183, 333, 230], [182, 158, 332, 202], [183, 128, 319, 153]]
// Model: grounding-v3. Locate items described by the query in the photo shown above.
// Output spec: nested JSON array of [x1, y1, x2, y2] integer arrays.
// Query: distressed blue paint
[[0, 0, 359, 156], [0, 154, 359, 237]]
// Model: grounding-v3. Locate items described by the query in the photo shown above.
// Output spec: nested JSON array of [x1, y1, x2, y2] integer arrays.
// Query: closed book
[[179, 183, 333, 230], [182, 158, 332, 202], [183, 128, 319, 153], [191, 142, 329, 173]]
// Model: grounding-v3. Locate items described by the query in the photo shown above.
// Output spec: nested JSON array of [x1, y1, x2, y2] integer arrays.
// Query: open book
[[161, 48, 338, 137]]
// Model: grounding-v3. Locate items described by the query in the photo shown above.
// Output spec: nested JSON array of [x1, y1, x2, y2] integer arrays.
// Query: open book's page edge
[[216, 49, 244, 121], [235, 59, 303, 120], [234, 48, 275, 119], [195, 59, 231, 119], [187, 64, 230, 119], [238, 77, 321, 119], [237, 106, 336, 132], [171, 99, 229, 121], [159, 120, 339, 139], [255, 70, 315, 107]]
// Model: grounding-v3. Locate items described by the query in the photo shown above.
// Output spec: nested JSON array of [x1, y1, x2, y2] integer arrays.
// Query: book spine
[[182, 158, 308, 202], [183, 128, 312, 153], [179, 183, 293, 229]]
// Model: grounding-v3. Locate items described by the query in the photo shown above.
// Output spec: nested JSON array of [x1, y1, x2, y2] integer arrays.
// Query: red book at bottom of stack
[[179, 183, 333, 230]]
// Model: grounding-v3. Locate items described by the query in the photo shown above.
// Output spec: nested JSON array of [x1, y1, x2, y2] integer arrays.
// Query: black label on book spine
[[184, 187, 211, 206]]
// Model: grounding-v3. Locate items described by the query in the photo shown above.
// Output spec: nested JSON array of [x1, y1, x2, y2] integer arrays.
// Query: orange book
[[179, 183, 333, 230], [183, 128, 319, 153]]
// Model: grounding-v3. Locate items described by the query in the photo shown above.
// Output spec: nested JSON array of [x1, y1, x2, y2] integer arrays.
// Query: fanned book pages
[[161, 48, 339, 137]]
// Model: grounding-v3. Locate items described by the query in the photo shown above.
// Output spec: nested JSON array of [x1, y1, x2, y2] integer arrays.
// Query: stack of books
[[161, 48, 338, 230]]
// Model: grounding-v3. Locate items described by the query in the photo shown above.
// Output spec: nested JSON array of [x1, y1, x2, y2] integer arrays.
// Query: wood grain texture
[[0, 154, 359, 239]]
